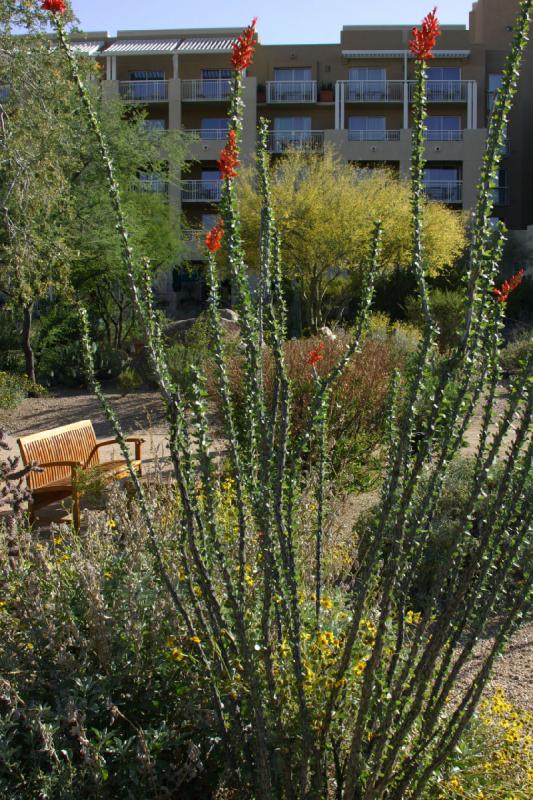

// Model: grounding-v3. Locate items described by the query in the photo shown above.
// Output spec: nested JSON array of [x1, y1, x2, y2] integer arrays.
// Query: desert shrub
[[167, 315, 240, 392], [500, 328, 532, 374], [0, 371, 45, 409], [0, 496, 224, 799], [426, 690, 533, 799], [404, 289, 466, 351], [117, 365, 143, 395], [505, 272, 533, 327], [0, 309, 24, 374]]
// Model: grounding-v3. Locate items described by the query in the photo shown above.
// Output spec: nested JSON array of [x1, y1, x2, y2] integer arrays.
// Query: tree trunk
[[22, 303, 36, 384]]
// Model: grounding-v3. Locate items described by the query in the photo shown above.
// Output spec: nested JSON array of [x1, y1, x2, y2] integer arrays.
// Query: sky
[[68, 0, 476, 44]]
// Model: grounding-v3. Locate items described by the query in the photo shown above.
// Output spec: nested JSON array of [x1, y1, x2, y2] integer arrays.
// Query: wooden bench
[[17, 420, 144, 529]]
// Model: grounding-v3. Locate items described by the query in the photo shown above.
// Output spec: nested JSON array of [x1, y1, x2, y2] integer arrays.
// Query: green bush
[[0, 371, 45, 410], [0, 309, 24, 374], [404, 289, 466, 351], [117, 365, 143, 395], [500, 328, 532, 374]]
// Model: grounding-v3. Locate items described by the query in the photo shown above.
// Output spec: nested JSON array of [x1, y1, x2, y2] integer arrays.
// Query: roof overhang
[[71, 40, 105, 56], [102, 39, 181, 55], [341, 49, 471, 59]]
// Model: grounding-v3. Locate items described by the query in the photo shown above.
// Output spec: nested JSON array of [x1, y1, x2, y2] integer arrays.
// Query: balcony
[[181, 79, 232, 101], [181, 180, 221, 203], [137, 178, 168, 193], [409, 81, 469, 103], [348, 129, 401, 141], [266, 81, 317, 103], [423, 181, 463, 204], [341, 80, 404, 103], [185, 128, 228, 141], [267, 130, 324, 152], [425, 129, 464, 141], [119, 80, 168, 102]]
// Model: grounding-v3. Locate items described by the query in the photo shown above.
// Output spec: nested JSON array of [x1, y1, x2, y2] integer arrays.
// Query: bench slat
[[18, 420, 98, 490]]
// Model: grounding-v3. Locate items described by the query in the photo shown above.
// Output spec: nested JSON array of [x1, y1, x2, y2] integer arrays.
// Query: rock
[[219, 308, 239, 322]]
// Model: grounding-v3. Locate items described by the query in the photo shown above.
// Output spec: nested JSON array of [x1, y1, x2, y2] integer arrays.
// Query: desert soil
[[1, 383, 531, 711]]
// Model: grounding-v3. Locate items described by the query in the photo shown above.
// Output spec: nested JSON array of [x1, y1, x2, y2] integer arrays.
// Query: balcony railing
[[267, 130, 324, 152], [181, 79, 232, 101], [342, 80, 404, 102], [185, 128, 229, 140], [119, 80, 168, 102], [137, 178, 168, 193], [423, 181, 463, 203], [348, 129, 401, 141], [409, 80, 469, 102], [181, 180, 221, 203], [425, 129, 464, 141], [266, 81, 317, 103], [183, 228, 206, 242]]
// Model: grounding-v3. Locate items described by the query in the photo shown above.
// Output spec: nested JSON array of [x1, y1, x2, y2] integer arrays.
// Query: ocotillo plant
[[45, 2, 533, 798]]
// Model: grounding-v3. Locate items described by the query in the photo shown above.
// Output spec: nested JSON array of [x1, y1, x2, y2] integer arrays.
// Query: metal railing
[[267, 130, 324, 152], [181, 180, 221, 202], [342, 80, 404, 102], [119, 80, 168, 102], [181, 79, 232, 101], [185, 128, 229, 140], [266, 81, 317, 103], [409, 80, 469, 102], [137, 178, 168, 193], [425, 129, 464, 141], [348, 129, 401, 141], [423, 180, 463, 203]]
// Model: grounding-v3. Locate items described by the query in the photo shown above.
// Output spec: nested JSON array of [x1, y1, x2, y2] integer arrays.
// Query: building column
[[241, 77, 258, 164], [403, 51, 409, 129]]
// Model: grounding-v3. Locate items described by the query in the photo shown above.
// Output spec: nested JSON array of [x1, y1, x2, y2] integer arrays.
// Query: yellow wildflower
[[106, 519, 116, 529], [171, 647, 185, 662], [190, 635, 201, 645], [320, 597, 333, 610]]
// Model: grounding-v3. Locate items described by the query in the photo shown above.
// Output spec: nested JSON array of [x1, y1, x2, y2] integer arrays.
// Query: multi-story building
[[69, 0, 532, 310]]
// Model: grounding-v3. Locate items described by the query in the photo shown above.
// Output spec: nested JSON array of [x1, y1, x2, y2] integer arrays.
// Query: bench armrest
[[85, 437, 145, 466], [37, 460, 83, 469]]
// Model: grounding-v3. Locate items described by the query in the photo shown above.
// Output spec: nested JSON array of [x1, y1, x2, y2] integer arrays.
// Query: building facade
[[70, 0, 532, 309]]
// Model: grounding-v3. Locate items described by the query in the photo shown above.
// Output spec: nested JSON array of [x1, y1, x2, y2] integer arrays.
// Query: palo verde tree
[[236, 147, 467, 331], [44, 2, 533, 799]]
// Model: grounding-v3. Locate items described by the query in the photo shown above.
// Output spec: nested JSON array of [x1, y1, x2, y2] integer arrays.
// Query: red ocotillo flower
[[218, 130, 240, 180], [307, 341, 325, 367], [205, 220, 224, 253], [492, 268, 525, 303], [231, 18, 258, 71], [409, 7, 440, 61], [42, 0, 67, 12]]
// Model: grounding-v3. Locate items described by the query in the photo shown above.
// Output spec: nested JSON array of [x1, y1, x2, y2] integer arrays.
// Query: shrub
[[404, 289, 466, 351], [0, 371, 45, 410], [500, 328, 532, 374], [117, 365, 143, 395]]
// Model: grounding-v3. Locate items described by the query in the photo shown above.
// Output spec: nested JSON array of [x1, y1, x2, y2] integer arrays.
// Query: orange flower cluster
[[409, 7, 440, 61], [231, 18, 258, 71], [492, 268, 525, 303], [42, 0, 66, 12], [218, 130, 240, 180], [205, 220, 224, 253], [307, 341, 325, 367]]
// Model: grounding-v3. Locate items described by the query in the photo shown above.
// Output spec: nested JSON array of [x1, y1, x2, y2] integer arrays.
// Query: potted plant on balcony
[[257, 83, 266, 103], [319, 82, 334, 102]]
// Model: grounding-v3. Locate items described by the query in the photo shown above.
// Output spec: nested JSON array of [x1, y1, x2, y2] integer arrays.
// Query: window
[[274, 68, 312, 82], [424, 166, 462, 202], [348, 68, 386, 100], [271, 118, 312, 151], [200, 118, 229, 139], [200, 169, 221, 200], [144, 119, 166, 130], [348, 116, 386, 140], [129, 70, 165, 81], [274, 117, 312, 132], [493, 167, 509, 205], [488, 73, 503, 112], [201, 69, 232, 99], [202, 213, 218, 230], [426, 67, 462, 101], [138, 172, 166, 192], [425, 116, 461, 140]]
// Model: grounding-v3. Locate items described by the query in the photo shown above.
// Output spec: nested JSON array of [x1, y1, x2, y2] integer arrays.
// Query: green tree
[[236, 147, 467, 331], [0, 2, 187, 378]]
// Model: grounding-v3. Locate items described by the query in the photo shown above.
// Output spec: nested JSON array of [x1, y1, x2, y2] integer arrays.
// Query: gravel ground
[[1, 383, 531, 710]]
